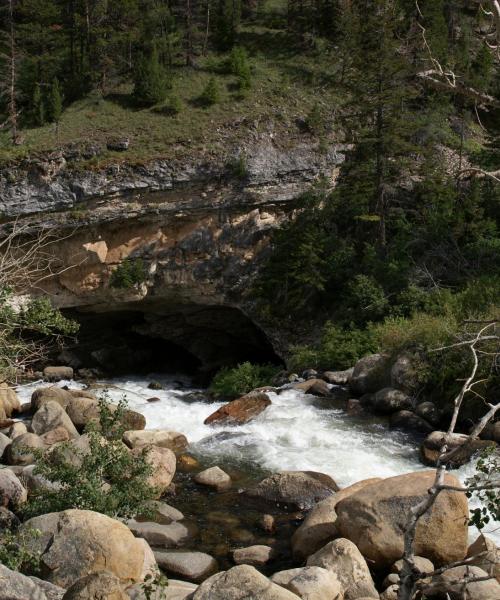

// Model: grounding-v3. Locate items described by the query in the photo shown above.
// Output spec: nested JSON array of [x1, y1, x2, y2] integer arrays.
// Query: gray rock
[[62, 572, 128, 599], [154, 550, 218, 582], [0, 468, 27, 508], [422, 565, 500, 599], [135, 501, 184, 524], [31, 387, 73, 411], [0, 431, 12, 458], [322, 369, 353, 385], [127, 519, 195, 548], [127, 579, 197, 600], [271, 567, 342, 600], [390, 353, 420, 393], [43, 366, 74, 382], [372, 388, 414, 414], [466, 534, 500, 583], [233, 545, 275, 567], [0, 563, 57, 600], [123, 430, 188, 453], [389, 410, 433, 433], [415, 402, 440, 427], [29, 577, 66, 600], [31, 401, 79, 439], [9, 422, 28, 439], [5, 432, 46, 465], [194, 466, 231, 491], [350, 354, 389, 395]]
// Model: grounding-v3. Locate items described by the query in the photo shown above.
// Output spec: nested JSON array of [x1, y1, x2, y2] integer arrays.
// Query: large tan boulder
[[293, 379, 330, 397], [245, 471, 338, 511], [66, 397, 100, 428], [123, 430, 188, 453], [22, 509, 146, 588], [32, 386, 74, 411], [5, 432, 46, 465], [0, 469, 27, 508], [306, 538, 378, 600], [44, 366, 74, 382], [0, 382, 21, 417], [270, 566, 343, 600], [467, 534, 500, 583], [420, 431, 493, 468], [62, 572, 128, 599], [192, 565, 301, 599], [133, 445, 176, 497], [335, 471, 468, 569], [204, 392, 271, 426], [292, 478, 382, 560], [0, 431, 11, 458], [32, 401, 79, 439], [422, 565, 500, 599]]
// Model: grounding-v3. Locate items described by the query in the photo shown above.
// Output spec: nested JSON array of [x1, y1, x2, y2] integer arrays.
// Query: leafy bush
[[109, 259, 146, 289], [0, 528, 41, 572], [210, 362, 280, 399], [229, 46, 252, 90], [24, 396, 157, 519], [199, 77, 221, 106]]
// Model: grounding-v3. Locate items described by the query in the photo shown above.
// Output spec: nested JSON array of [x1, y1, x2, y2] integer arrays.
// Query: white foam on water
[[15, 375, 500, 544]]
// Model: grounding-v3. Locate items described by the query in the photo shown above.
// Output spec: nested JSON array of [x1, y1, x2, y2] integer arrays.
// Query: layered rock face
[[0, 137, 344, 371]]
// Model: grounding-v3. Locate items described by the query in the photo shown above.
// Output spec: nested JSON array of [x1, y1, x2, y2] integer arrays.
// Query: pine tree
[[32, 83, 45, 126], [214, 0, 241, 50], [48, 77, 62, 124], [199, 76, 221, 105], [229, 46, 251, 89], [133, 47, 169, 106]]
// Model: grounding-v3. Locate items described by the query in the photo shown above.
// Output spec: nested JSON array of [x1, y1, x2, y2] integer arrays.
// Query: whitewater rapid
[[16, 374, 499, 544]]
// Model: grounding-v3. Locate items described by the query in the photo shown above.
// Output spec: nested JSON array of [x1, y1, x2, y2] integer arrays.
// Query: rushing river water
[[16, 373, 500, 546]]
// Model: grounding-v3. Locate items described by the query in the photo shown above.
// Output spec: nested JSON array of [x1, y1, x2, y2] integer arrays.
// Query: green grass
[[0, 25, 343, 168]]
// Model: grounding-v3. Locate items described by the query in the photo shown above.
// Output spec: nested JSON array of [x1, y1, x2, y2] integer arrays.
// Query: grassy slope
[[0, 3, 343, 167]]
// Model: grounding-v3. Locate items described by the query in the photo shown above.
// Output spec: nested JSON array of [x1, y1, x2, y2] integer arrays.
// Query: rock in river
[[204, 392, 271, 426]]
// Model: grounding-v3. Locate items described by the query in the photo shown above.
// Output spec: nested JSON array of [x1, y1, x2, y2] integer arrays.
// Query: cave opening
[[62, 305, 282, 383]]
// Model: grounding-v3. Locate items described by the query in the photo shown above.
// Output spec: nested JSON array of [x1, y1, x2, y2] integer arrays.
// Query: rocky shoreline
[[1, 359, 499, 600]]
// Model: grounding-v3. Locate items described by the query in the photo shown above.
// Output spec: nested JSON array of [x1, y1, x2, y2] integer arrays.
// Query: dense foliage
[[24, 395, 158, 519], [210, 361, 280, 399]]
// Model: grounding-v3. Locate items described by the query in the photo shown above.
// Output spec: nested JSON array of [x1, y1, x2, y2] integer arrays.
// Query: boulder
[[306, 538, 378, 600], [154, 550, 218, 582], [346, 399, 364, 415], [127, 519, 194, 548], [5, 432, 46, 465], [44, 366, 74, 382], [350, 354, 389, 395], [177, 453, 200, 472], [191, 565, 301, 599], [62, 572, 128, 599], [271, 566, 343, 600], [335, 471, 469, 569], [390, 354, 420, 394], [0, 431, 11, 458], [0, 468, 27, 508], [422, 565, 500, 599], [66, 397, 99, 428], [137, 538, 158, 582], [372, 388, 414, 414], [32, 401, 79, 439], [420, 431, 494, 468], [391, 556, 434, 576], [9, 421, 28, 439], [293, 379, 330, 397], [29, 577, 66, 600], [132, 445, 176, 497], [415, 402, 440, 427], [233, 545, 276, 567], [135, 501, 184, 524], [127, 579, 197, 600], [389, 410, 433, 433], [480, 421, 500, 443], [0, 382, 21, 416], [32, 387, 73, 411], [245, 471, 338, 511], [292, 477, 382, 560], [123, 430, 188, 453], [322, 369, 353, 385], [21, 464, 62, 493], [259, 514, 276, 533], [204, 392, 272, 426], [22, 509, 145, 588], [49, 433, 92, 468], [194, 466, 231, 491], [41, 426, 72, 446], [467, 534, 500, 583], [69, 389, 97, 400], [0, 563, 64, 600], [380, 585, 398, 600], [0, 506, 20, 529]]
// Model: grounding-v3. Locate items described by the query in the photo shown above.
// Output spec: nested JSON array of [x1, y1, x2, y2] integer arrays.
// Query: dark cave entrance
[[63, 304, 282, 382]]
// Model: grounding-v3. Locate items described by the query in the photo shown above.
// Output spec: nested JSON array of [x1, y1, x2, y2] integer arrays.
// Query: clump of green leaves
[[141, 571, 169, 600], [109, 259, 147, 289], [0, 528, 41, 573], [210, 362, 280, 400], [24, 395, 157, 519], [466, 446, 500, 530], [199, 77, 221, 106]]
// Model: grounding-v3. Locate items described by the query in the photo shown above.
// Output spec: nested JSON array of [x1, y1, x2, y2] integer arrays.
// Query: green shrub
[[305, 103, 324, 135], [210, 362, 280, 399], [0, 528, 41, 572], [24, 396, 157, 519], [133, 48, 170, 106], [229, 46, 252, 90], [199, 77, 221, 106], [109, 259, 146, 289]]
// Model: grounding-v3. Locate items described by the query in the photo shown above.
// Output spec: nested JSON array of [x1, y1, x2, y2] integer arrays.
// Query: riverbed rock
[[22, 509, 145, 588], [127, 579, 197, 600], [389, 410, 433, 433], [466, 534, 500, 583], [0, 468, 27, 508], [177, 453, 200, 472], [44, 366, 74, 381], [380, 585, 398, 600], [233, 545, 276, 567], [132, 445, 176, 496], [292, 477, 382, 560], [66, 397, 99, 428], [0, 382, 21, 417], [41, 426, 72, 446], [335, 471, 469, 569], [420, 430, 494, 468], [372, 388, 414, 414], [0, 563, 65, 600], [135, 500, 184, 524], [271, 566, 342, 600], [294, 379, 330, 397], [322, 369, 353, 385], [194, 466, 231, 491], [128, 519, 194, 548], [192, 564, 301, 599], [62, 572, 128, 600], [32, 401, 79, 439], [9, 421, 28, 439], [29, 577, 66, 600], [32, 386, 73, 411], [5, 432, 46, 465], [390, 556, 434, 576], [0, 431, 11, 458], [21, 464, 62, 493], [346, 399, 364, 415], [123, 430, 188, 453], [422, 565, 500, 599], [415, 402, 440, 427], [154, 550, 218, 582], [350, 354, 389, 395], [204, 392, 272, 426], [480, 421, 500, 443], [245, 471, 339, 511], [0, 506, 20, 529], [390, 353, 420, 394], [306, 538, 378, 600]]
